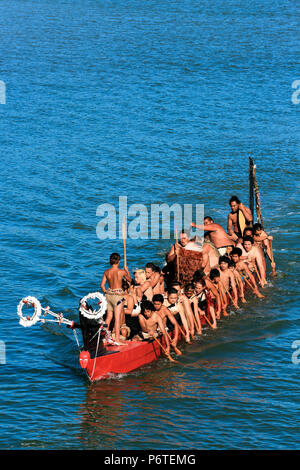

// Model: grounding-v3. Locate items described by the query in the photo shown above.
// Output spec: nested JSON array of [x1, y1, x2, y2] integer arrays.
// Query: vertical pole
[[249, 157, 255, 219]]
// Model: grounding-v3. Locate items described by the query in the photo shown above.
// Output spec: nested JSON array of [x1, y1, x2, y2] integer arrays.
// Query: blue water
[[1, 0, 299, 450]]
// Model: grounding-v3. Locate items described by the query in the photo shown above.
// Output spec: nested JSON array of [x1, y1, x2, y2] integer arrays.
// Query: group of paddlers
[[99, 195, 276, 359]]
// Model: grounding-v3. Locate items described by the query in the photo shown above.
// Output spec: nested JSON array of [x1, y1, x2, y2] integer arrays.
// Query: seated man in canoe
[[192, 270, 219, 325], [227, 195, 253, 243], [163, 287, 195, 342], [209, 268, 229, 317], [137, 300, 170, 355], [145, 262, 163, 295], [166, 281, 198, 339], [218, 256, 239, 309], [230, 248, 264, 299], [152, 294, 182, 354], [100, 252, 132, 344], [236, 236, 267, 288], [253, 223, 276, 275], [191, 218, 235, 256]]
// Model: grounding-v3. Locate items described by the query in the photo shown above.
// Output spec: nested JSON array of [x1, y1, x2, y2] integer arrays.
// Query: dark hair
[[167, 288, 179, 296], [244, 227, 254, 235], [110, 253, 121, 265], [253, 223, 262, 232], [243, 235, 254, 244], [181, 229, 190, 238], [122, 278, 131, 291], [209, 269, 220, 281], [152, 294, 164, 303], [229, 195, 241, 205], [184, 282, 194, 292], [153, 265, 161, 273], [145, 262, 156, 271], [193, 269, 206, 282], [171, 281, 182, 288], [219, 256, 230, 265], [228, 259, 236, 268], [231, 247, 242, 257], [141, 300, 155, 314], [204, 216, 214, 223]]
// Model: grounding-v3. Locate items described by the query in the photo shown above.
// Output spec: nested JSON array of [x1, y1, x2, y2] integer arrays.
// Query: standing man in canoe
[[227, 195, 253, 243], [190, 217, 234, 256], [100, 252, 132, 344]]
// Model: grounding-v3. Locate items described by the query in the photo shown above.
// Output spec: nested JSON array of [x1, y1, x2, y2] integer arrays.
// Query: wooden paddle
[[151, 334, 178, 363], [165, 330, 182, 356], [122, 217, 127, 268], [175, 227, 180, 282]]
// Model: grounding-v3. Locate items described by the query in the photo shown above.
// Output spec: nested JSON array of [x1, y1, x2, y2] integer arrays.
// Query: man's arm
[[123, 266, 132, 283], [100, 271, 107, 294], [156, 314, 170, 353], [239, 203, 253, 223], [149, 272, 160, 290]]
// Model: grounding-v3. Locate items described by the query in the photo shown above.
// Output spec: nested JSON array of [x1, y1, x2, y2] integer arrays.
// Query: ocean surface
[[0, 0, 299, 450]]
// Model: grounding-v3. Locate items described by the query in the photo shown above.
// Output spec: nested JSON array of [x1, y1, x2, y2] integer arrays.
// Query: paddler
[[218, 256, 239, 309], [227, 196, 253, 244], [230, 248, 264, 299], [152, 294, 181, 352], [191, 218, 234, 256], [236, 236, 267, 288], [137, 300, 170, 355], [100, 252, 131, 344]]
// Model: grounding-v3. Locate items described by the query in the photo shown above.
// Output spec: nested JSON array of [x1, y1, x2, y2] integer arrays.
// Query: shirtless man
[[138, 300, 170, 355], [200, 234, 220, 274], [163, 288, 193, 343], [236, 236, 267, 288], [145, 262, 161, 295], [230, 248, 264, 298], [192, 270, 219, 325], [169, 281, 197, 338], [227, 196, 253, 243], [209, 268, 229, 317], [228, 259, 247, 304], [191, 217, 234, 256], [152, 294, 181, 353], [218, 256, 239, 309], [100, 252, 132, 343], [253, 223, 276, 274]]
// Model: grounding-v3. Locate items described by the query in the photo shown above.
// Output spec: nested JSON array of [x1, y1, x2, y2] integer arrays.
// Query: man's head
[[193, 269, 206, 283], [243, 227, 254, 237], [253, 223, 262, 236], [229, 195, 241, 213], [134, 269, 146, 285], [167, 288, 179, 305], [152, 294, 164, 311], [204, 216, 214, 226], [110, 253, 121, 266], [243, 236, 254, 252], [141, 300, 155, 318], [171, 281, 181, 293], [209, 268, 221, 283], [180, 229, 190, 247], [230, 247, 242, 264], [219, 255, 230, 271], [184, 283, 194, 298], [194, 280, 205, 294], [145, 262, 156, 279]]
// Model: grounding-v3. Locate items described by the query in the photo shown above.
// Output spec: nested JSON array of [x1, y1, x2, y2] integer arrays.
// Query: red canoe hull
[[82, 336, 166, 382]]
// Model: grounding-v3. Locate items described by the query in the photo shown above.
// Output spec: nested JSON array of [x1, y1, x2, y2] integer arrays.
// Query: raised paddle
[[175, 227, 180, 282], [122, 217, 127, 268], [151, 334, 178, 363]]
